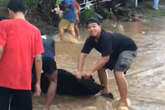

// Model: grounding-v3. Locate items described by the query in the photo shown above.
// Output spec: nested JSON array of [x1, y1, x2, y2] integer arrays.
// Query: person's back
[[0, 19, 42, 90], [0, 1, 43, 110], [42, 35, 55, 59], [63, 0, 76, 23]]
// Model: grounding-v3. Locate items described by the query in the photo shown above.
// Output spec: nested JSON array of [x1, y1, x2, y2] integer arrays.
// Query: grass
[[136, 1, 165, 19]]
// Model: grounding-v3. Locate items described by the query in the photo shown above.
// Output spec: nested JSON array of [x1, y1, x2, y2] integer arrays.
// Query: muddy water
[[127, 17, 165, 110], [33, 17, 165, 110]]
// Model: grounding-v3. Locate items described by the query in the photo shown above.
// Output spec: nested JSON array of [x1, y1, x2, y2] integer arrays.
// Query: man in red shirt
[[0, 0, 44, 110]]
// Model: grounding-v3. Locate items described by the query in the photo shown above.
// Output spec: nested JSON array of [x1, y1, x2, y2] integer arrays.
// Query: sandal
[[101, 93, 114, 99]]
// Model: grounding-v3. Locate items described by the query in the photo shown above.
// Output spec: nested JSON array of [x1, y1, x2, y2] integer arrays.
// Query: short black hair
[[86, 17, 100, 26], [42, 57, 57, 75], [7, 0, 26, 13]]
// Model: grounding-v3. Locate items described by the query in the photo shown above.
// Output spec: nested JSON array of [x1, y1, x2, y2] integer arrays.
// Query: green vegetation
[[113, 3, 134, 19], [96, 8, 111, 19], [25, 0, 39, 8], [80, 9, 97, 24], [0, 0, 8, 6], [0, 0, 39, 8], [136, 1, 165, 20]]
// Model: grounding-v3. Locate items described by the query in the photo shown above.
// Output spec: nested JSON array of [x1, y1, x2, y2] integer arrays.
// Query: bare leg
[[114, 71, 128, 106], [74, 24, 80, 39], [58, 28, 64, 40], [68, 28, 76, 38], [98, 68, 109, 93]]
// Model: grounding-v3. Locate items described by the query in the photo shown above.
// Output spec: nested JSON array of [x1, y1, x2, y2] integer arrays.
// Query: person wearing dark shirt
[[76, 18, 137, 110], [32, 36, 103, 110], [32, 57, 103, 110], [41, 35, 55, 59]]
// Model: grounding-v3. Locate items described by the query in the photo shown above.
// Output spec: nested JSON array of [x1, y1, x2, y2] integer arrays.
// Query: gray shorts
[[114, 50, 137, 72]]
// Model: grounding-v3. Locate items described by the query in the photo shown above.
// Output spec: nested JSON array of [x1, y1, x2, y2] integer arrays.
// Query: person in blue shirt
[[58, 0, 76, 40], [41, 35, 55, 59]]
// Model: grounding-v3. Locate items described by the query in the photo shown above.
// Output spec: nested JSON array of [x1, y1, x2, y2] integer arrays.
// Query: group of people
[[31, 35, 104, 110], [0, 0, 138, 110]]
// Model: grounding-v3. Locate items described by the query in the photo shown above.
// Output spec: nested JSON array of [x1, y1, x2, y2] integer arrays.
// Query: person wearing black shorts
[[32, 56, 103, 110], [76, 18, 137, 110], [31, 35, 103, 110], [0, 0, 43, 110]]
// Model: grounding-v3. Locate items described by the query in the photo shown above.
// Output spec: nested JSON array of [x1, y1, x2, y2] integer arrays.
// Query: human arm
[[33, 29, 44, 96], [0, 46, 3, 60], [43, 80, 57, 110], [77, 37, 94, 78], [76, 53, 88, 79], [34, 55, 43, 96], [84, 56, 110, 78], [0, 22, 6, 60]]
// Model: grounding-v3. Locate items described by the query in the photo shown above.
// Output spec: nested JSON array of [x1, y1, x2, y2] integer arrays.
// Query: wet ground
[[33, 2, 165, 110], [33, 16, 165, 110]]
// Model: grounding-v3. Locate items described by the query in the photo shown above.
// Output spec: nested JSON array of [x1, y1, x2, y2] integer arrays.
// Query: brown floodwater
[[33, 16, 165, 110]]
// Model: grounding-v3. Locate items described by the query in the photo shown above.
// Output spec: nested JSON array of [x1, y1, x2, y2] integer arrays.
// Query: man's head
[[42, 57, 57, 81], [86, 18, 101, 38], [7, 0, 26, 19]]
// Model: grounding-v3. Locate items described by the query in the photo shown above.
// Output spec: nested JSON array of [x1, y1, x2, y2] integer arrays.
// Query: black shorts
[[0, 87, 32, 110]]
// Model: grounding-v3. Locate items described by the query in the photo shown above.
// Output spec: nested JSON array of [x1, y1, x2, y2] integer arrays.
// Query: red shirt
[[0, 19, 44, 90], [74, 1, 80, 16]]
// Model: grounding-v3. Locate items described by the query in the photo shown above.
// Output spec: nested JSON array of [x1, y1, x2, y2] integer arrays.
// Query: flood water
[[33, 16, 165, 110]]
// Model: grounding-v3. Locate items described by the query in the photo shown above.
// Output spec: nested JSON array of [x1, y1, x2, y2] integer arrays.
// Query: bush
[[80, 9, 97, 24], [25, 0, 39, 8], [96, 8, 111, 19]]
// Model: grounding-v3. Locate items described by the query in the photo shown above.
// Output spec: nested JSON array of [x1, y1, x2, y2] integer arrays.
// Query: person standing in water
[[76, 18, 137, 110], [0, 0, 44, 110]]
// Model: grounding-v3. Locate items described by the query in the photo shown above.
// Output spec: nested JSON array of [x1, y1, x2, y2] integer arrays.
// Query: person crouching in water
[[32, 35, 103, 110], [32, 57, 103, 110]]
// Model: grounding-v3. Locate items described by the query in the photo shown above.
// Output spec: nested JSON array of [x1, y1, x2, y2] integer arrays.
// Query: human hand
[[76, 71, 82, 79], [34, 83, 41, 96], [83, 71, 93, 79]]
